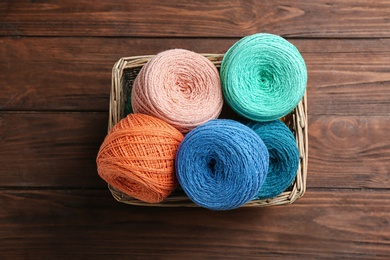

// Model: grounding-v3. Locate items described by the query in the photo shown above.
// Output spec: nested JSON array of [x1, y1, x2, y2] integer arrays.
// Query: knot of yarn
[[245, 119, 300, 199], [175, 119, 269, 210], [221, 33, 307, 122], [132, 49, 223, 133], [96, 113, 184, 203]]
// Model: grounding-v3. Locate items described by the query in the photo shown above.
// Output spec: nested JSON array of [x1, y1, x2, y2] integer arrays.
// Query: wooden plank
[[1, 1, 390, 38], [308, 115, 390, 189], [0, 37, 237, 111], [0, 112, 107, 188], [305, 39, 390, 116], [0, 112, 389, 189], [1, 37, 389, 115], [0, 189, 389, 259]]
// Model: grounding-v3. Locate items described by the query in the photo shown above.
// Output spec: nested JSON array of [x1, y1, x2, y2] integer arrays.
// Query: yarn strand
[[221, 33, 307, 122], [96, 114, 184, 203], [175, 119, 269, 210], [132, 49, 223, 133], [245, 119, 300, 199]]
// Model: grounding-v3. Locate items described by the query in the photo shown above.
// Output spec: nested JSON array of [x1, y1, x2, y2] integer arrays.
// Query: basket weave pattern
[[108, 54, 308, 207]]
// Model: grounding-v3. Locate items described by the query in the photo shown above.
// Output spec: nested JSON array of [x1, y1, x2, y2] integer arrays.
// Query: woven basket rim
[[107, 54, 308, 208]]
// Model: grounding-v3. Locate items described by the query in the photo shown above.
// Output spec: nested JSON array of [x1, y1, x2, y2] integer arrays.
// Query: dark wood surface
[[1, 1, 389, 259]]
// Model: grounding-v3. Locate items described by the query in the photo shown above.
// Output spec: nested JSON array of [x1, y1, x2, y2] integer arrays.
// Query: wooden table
[[1, 1, 389, 258]]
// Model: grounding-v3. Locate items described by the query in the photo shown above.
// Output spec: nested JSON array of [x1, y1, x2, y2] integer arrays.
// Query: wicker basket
[[108, 54, 308, 207]]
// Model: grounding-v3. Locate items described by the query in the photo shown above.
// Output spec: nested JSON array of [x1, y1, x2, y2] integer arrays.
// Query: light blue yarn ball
[[175, 119, 269, 210], [221, 33, 307, 122], [245, 120, 300, 199]]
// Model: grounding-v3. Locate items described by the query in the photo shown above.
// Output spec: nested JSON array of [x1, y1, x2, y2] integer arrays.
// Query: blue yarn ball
[[245, 120, 299, 199], [175, 119, 269, 210]]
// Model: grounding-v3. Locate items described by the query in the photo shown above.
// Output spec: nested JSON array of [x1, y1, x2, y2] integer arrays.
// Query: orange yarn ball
[[96, 113, 184, 203]]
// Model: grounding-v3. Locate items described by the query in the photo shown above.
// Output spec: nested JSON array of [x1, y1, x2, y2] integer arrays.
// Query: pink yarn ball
[[131, 49, 223, 133]]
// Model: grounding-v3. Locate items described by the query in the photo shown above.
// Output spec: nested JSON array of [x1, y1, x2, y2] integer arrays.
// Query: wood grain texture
[[0, 37, 237, 111], [1, 112, 389, 189], [1, 37, 389, 115], [1, 1, 389, 258], [308, 115, 390, 189], [0, 112, 107, 188], [1, 189, 389, 259], [305, 39, 390, 116], [1, 0, 390, 38]]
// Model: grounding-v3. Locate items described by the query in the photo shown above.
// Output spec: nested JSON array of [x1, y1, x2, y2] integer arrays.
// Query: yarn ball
[[220, 33, 307, 122], [175, 119, 269, 210], [96, 113, 184, 203], [132, 49, 223, 133], [245, 119, 299, 199]]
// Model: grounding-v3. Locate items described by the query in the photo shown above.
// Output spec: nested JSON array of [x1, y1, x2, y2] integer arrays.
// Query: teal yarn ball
[[221, 33, 307, 122], [245, 120, 299, 199], [175, 119, 269, 210]]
